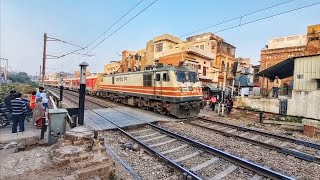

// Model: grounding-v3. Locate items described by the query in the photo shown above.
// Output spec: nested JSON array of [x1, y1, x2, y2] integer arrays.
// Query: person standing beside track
[[4, 90, 16, 120], [11, 92, 28, 133], [210, 96, 217, 111], [38, 87, 48, 109]]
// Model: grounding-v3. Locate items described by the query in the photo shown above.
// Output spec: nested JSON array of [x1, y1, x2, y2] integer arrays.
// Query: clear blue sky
[[1, 0, 319, 75]]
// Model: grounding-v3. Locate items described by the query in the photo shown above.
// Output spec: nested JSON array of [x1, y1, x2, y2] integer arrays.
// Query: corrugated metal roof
[[256, 54, 320, 80]]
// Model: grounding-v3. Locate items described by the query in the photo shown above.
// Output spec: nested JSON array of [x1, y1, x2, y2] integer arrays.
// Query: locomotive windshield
[[176, 71, 199, 82], [188, 72, 199, 82], [176, 71, 188, 82]]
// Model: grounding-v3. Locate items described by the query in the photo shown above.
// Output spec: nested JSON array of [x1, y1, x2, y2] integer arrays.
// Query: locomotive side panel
[[96, 67, 202, 118]]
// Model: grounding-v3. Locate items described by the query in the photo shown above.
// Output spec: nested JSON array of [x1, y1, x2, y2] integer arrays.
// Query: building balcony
[[185, 45, 215, 60]]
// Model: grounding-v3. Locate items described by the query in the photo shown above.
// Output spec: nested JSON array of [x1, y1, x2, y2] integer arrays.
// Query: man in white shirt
[[38, 87, 48, 108]]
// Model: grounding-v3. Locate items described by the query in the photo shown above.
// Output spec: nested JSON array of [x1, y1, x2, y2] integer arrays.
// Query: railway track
[[47, 87, 294, 179], [187, 117, 320, 164], [52, 87, 320, 164]]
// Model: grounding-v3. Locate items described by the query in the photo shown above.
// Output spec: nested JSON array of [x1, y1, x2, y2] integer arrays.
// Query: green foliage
[[0, 85, 15, 102], [8, 72, 38, 87], [0, 84, 36, 102], [285, 116, 303, 123]]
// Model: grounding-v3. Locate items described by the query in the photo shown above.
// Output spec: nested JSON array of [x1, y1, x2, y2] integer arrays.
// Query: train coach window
[[163, 73, 170, 82], [143, 74, 152, 86], [156, 74, 160, 81]]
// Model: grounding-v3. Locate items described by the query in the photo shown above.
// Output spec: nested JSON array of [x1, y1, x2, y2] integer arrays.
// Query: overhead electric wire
[[213, 1, 320, 34], [54, 0, 318, 74], [60, 0, 148, 73], [157, 0, 319, 55], [72, 0, 320, 74], [81, 0, 159, 58], [47, 36, 86, 49], [179, 0, 296, 37], [71, 0, 159, 73], [85, 0, 145, 49]]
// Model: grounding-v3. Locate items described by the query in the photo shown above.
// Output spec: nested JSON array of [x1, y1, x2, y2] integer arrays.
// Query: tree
[[8, 72, 37, 86]]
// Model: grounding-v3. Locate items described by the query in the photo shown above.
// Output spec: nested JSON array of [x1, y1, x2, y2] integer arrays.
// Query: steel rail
[[49, 87, 295, 179], [148, 123, 295, 180], [198, 117, 320, 149], [48, 87, 202, 179], [91, 111, 203, 180], [188, 121, 320, 163]]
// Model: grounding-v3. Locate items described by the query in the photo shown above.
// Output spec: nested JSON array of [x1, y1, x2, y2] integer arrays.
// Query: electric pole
[[39, 65, 42, 83], [0, 58, 8, 82], [221, 55, 228, 115], [42, 33, 47, 84]]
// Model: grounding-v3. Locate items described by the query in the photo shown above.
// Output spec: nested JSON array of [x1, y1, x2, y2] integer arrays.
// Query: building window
[[198, 65, 201, 70], [200, 45, 204, 50], [221, 61, 225, 71], [156, 73, 161, 81], [203, 67, 206, 76], [195, 45, 199, 48], [204, 61, 206, 64], [163, 73, 170, 82], [155, 43, 163, 53], [227, 62, 230, 72], [317, 80, 320, 90]]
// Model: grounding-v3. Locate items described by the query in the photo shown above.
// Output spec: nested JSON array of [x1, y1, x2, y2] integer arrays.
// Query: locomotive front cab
[[166, 68, 202, 118]]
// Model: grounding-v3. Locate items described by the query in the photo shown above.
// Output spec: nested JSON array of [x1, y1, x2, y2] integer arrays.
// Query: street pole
[[78, 62, 88, 126], [0, 58, 8, 83], [59, 72, 64, 102], [231, 78, 235, 97], [39, 65, 42, 83], [238, 81, 241, 96], [221, 56, 228, 115], [4, 59, 8, 81], [42, 33, 47, 84]]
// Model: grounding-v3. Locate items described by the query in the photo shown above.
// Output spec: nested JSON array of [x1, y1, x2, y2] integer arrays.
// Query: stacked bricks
[[302, 119, 319, 137], [51, 127, 115, 180]]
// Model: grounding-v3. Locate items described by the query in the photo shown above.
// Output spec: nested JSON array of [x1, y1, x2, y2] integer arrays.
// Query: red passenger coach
[[85, 76, 98, 94]]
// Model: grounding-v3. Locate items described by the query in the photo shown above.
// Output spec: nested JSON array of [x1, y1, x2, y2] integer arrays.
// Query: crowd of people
[[201, 95, 234, 114], [3, 87, 48, 133]]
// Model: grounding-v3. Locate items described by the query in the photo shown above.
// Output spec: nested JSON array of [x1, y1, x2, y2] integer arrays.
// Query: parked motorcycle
[[0, 103, 11, 128], [0, 99, 33, 128]]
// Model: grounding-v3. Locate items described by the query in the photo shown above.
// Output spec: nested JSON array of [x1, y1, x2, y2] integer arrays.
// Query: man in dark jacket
[[4, 90, 16, 120], [4, 90, 16, 107], [10, 92, 28, 133]]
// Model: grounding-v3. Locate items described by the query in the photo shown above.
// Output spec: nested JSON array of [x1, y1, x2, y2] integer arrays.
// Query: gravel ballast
[[103, 130, 181, 180], [160, 122, 320, 179]]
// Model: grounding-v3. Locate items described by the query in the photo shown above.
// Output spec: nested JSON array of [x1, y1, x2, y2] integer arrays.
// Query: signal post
[[78, 62, 89, 126]]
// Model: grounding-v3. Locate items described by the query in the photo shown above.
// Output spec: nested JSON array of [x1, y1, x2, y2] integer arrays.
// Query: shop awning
[[205, 83, 220, 92]]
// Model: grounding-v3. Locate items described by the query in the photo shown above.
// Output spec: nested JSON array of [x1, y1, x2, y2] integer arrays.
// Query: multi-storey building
[[259, 24, 320, 93], [120, 49, 146, 72], [103, 61, 121, 74], [234, 58, 254, 87], [103, 32, 236, 85], [186, 33, 236, 84], [143, 34, 217, 84]]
